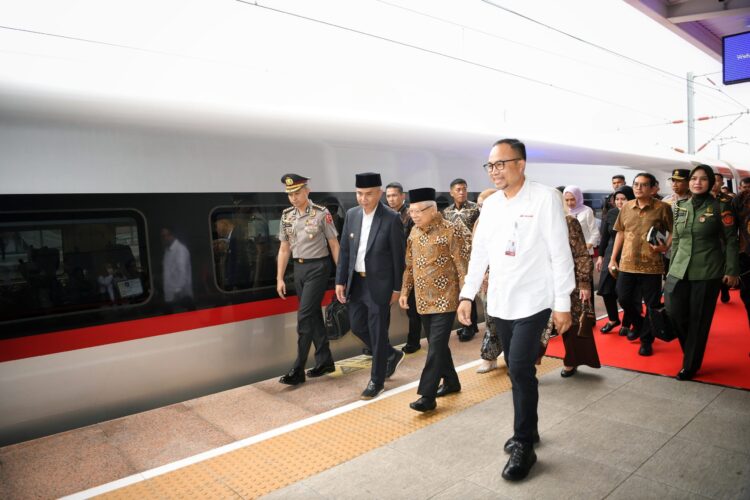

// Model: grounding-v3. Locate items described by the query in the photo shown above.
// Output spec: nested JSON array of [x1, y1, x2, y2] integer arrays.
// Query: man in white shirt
[[161, 227, 194, 312], [458, 138, 575, 481]]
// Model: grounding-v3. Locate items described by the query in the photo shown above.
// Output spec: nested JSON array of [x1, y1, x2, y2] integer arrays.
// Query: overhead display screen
[[723, 31, 750, 85]]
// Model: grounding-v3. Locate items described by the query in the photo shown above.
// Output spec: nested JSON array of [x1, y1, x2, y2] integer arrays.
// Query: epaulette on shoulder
[[310, 202, 326, 211], [281, 206, 295, 218]]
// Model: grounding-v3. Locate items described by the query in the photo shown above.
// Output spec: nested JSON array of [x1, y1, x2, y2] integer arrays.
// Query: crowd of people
[[272, 138, 748, 482]]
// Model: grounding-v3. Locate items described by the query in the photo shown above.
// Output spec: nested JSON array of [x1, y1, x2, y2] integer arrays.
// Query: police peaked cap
[[668, 169, 690, 181], [408, 187, 436, 203], [281, 173, 309, 193], [355, 172, 382, 188]]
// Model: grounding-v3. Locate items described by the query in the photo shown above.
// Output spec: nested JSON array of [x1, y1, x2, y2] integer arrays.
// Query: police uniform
[[278, 174, 339, 385], [664, 165, 739, 379]]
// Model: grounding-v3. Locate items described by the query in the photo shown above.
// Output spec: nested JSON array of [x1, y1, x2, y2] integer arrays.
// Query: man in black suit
[[336, 172, 406, 400], [215, 216, 251, 291]]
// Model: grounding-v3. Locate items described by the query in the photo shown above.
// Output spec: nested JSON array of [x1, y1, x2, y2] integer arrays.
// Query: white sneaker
[[476, 359, 497, 374]]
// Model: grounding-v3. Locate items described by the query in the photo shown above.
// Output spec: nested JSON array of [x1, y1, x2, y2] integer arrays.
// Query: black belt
[[293, 256, 328, 264]]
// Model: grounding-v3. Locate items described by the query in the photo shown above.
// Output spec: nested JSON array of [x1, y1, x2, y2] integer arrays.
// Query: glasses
[[408, 205, 432, 216], [483, 158, 521, 172]]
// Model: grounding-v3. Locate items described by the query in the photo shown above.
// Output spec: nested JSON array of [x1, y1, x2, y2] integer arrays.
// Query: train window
[[0, 211, 150, 323], [211, 206, 291, 292]]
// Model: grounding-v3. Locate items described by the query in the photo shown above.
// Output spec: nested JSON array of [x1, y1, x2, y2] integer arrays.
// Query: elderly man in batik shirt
[[399, 187, 472, 412]]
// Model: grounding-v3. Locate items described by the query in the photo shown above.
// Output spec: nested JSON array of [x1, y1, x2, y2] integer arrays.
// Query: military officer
[[443, 178, 480, 341], [664, 164, 739, 380], [277, 174, 340, 385], [732, 179, 750, 327]]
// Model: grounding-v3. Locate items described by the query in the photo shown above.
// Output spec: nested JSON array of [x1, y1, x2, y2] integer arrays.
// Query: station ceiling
[[625, 0, 750, 60]]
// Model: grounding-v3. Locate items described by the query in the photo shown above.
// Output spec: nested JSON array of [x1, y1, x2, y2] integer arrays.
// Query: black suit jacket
[[224, 233, 252, 290], [336, 202, 405, 305]]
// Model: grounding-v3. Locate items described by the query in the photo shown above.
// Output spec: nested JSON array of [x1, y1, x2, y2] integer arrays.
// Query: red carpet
[[545, 290, 750, 390]]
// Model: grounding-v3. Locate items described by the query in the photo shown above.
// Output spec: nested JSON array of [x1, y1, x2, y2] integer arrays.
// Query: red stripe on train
[[0, 291, 336, 363]]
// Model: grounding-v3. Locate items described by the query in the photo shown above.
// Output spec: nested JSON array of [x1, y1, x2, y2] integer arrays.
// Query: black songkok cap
[[408, 187, 436, 203], [356, 172, 382, 188], [668, 169, 690, 181], [281, 173, 309, 193]]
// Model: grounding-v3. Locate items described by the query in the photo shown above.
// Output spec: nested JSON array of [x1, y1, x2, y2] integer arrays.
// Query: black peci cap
[[281, 173, 309, 193], [408, 187, 436, 203], [356, 172, 382, 188]]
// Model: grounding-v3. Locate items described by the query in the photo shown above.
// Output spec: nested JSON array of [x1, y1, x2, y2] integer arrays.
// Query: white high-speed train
[[0, 87, 742, 446]]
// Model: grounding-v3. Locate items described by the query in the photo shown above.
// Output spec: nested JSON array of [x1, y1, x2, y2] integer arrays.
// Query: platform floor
[[2, 321, 750, 499]]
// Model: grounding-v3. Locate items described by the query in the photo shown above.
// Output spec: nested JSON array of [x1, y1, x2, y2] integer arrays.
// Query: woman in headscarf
[[596, 185, 635, 334], [665, 164, 739, 380], [563, 186, 600, 254]]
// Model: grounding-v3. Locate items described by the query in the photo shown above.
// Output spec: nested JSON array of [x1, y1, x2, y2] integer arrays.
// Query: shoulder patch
[[722, 210, 735, 226], [325, 212, 333, 224]]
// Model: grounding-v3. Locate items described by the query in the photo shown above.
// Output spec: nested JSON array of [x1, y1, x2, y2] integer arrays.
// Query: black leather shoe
[[306, 364, 335, 377], [600, 320, 620, 334], [638, 344, 653, 356], [362, 347, 372, 356], [279, 368, 305, 386], [409, 397, 436, 412], [676, 369, 694, 381], [457, 327, 476, 342], [560, 367, 577, 378], [436, 382, 461, 398], [502, 442, 537, 481], [721, 287, 731, 303], [385, 349, 405, 379], [503, 431, 540, 453], [619, 326, 630, 337], [626, 329, 639, 341], [360, 380, 384, 400], [401, 343, 421, 354]]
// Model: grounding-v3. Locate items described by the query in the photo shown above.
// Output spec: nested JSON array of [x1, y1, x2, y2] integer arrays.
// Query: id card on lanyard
[[505, 220, 518, 257]]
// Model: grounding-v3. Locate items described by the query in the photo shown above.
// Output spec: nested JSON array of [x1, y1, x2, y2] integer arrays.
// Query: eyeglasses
[[408, 205, 433, 217], [483, 158, 521, 172]]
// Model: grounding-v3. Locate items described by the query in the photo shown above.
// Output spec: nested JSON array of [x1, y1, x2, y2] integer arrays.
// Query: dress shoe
[[362, 347, 372, 356], [360, 380, 384, 400], [306, 364, 335, 378], [409, 396, 436, 412], [436, 382, 461, 397], [626, 329, 639, 341], [385, 349, 405, 379], [619, 326, 630, 337], [401, 343, 421, 354], [503, 431, 540, 453], [600, 320, 620, 334], [676, 369, 694, 381], [560, 366, 577, 378], [457, 326, 476, 342], [501, 442, 537, 481], [477, 359, 498, 373], [638, 343, 653, 356], [721, 287, 731, 303], [279, 368, 305, 386]]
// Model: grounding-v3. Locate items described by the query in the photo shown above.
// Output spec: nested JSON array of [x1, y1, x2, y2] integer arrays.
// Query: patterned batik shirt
[[401, 212, 472, 314], [443, 200, 480, 231]]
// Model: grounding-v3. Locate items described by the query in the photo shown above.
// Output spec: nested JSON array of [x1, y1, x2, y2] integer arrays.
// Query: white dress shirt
[[163, 238, 193, 301], [575, 206, 600, 254], [354, 208, 376, 272], [460, 181, 575, 319]]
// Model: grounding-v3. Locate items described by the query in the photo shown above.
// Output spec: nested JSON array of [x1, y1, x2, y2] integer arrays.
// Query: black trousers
[[616, 272, 663, 345], [348, 274, 396, 385], [664, 276, 721, 374], [602, 293, 619, 322], [293, 260, 334, 371], [739, 253, 750, 328], [417, 312, 459, 398], [494, 308, 551, 444], [405, 289, 422, 347]]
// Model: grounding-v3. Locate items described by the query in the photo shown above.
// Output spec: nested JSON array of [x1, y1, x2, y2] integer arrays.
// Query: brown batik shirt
[[401, 212, 472, 314], [613, 198, 674, 274]]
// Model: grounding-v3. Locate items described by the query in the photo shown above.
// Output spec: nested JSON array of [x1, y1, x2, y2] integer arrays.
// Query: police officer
[[277, 174, 340, 385], [664, 164, 739, 380]]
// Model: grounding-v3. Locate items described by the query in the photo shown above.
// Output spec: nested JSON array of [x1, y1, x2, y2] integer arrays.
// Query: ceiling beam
[[667, 0, 750, 24]]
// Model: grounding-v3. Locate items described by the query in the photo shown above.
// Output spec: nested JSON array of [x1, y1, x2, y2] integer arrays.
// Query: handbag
[[325, 295, 350, 340], [577, 301, 595, 338], [648, 306, 676, 342]]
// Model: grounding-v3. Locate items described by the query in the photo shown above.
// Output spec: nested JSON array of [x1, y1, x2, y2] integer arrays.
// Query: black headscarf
[[689, 164, 715, 208], [614, 185, 635, 201]]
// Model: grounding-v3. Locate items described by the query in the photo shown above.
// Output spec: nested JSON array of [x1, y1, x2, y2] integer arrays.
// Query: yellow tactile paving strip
[[100, 357, 562, 499]]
